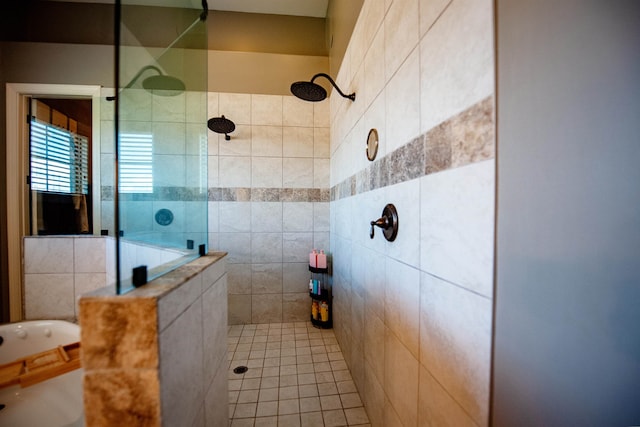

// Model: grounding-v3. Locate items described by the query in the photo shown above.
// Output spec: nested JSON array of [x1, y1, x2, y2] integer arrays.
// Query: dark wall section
[[493, 1, 640, 425]]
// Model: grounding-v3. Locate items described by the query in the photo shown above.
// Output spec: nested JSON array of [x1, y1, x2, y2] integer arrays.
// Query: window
[[30, 119, 89, 194], [119, 133, 153, 193]]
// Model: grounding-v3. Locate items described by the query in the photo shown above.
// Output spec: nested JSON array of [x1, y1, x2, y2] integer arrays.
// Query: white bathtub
[[0, 320, 84, 427]]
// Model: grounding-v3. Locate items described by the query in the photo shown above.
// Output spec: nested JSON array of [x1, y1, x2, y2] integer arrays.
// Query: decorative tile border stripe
[[331, 96, 494, 201], [101, 186, 208, 202], [101, 187, 330, 203], [208, 187, 330, 202]]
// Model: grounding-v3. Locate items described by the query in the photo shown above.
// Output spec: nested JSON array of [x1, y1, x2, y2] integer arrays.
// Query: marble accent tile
[[281, 188, 309, 203], [24, 273, 75, 320], [419, 0, 494, 132], [252, 95, 283, 126], [420, 160, 495, 297], [253, 126, 283, 157], [284, 96, 314, 127], [283, 262, 309, 293], [252, 294, 283, 323], [387, 135, 425, 186], [282, 293, 309, 322], [79, 297, 158, 369], [283, 202, 314, 232], [252, 202, 284, 233], [252, 233, 283, 263], [228, 263, 252, 295], [425, 120, 453, 174], [219, 92, 251, 125], [384, 328, 419, 427], [219, 202, 251, 232], [384, 257, 420, 358], [252, 157, 283, 188], [252, 263, 283, 294], [83, 370, 160, 426], [450, 96, 495, 167], [284, 127, 314, 158], [384, 0, 420, 79], [252, 188, 282, 202], [220, 124, 251, 157], [160, 299, 204, 427], [219, 156, 252, 188], [419, 364, 477, 427], [420, 272, 492, 425], [24, 237, 74, 273], [282, 232, 313, 263]]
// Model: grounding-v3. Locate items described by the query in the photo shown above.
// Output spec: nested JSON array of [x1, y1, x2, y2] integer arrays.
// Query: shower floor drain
[[233, 366, 248, 374]]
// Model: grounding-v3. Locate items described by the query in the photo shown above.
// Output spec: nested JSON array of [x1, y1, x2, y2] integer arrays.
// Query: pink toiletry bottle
[[317, 250, 327, 269], [309, 249, 317, 268]]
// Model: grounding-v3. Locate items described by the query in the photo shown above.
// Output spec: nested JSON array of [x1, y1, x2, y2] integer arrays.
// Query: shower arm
[[311, 73, 356, 101]]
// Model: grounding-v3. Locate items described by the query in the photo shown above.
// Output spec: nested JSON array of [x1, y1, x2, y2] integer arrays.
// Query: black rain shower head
[[107, 65, 185, 100], [142, 74, 186, 95], [208, 115, 236, 140], [290, 73, 355, 102]]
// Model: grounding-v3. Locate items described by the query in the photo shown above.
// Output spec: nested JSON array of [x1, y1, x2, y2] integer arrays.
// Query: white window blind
[[30, 119, 89, 194], [119, 133, 153, 193]]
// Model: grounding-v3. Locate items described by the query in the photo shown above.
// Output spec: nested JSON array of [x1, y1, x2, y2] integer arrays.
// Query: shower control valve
[[369, 204, 399, 242]]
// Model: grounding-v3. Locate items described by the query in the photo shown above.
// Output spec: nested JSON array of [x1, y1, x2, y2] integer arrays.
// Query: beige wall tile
[[24, 237, 74, 274], [252, 294, 283, 323], [384, 0, 420, 80], [284, 127, 314, 158], [420, 272, 492, 425], [252, 94, 283, 126], [384, 257, 420, 358], [419, 364, 478, 427], [219, 92, 251, 125], [384, 328, 419, 427], [252, 125, 283, 157], [283, 96, 314, 127], [25, 273, 75, 319], [252, 157, 283, 188]]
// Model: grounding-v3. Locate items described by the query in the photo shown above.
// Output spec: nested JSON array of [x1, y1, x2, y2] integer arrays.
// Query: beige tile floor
[[228, 322, 371, 427]]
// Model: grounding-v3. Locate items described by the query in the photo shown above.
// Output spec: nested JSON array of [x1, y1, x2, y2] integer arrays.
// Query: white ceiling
[[44, 0, 329, 17]]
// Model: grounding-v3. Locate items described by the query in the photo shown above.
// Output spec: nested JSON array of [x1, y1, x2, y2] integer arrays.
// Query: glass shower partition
[[115, 0, 208, 294]]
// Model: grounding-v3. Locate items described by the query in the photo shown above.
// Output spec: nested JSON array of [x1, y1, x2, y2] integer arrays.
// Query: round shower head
[[142, 74, 186, 96], [208, 115, 236, 140], [290, 81, 327, 102]]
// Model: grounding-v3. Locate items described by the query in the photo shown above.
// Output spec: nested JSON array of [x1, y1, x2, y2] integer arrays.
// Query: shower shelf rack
[[309, 265, 332, 329]]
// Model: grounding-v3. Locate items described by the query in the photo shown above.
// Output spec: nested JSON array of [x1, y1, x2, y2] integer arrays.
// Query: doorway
[[5, 83, 102, 321], [29, 97, 93, 235]]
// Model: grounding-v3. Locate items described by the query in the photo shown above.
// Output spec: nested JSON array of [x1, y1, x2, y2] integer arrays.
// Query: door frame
[[5, 83, 102, 321]]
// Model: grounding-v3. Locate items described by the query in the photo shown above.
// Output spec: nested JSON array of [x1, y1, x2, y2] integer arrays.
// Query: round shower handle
[[369, 204, 399, 242]]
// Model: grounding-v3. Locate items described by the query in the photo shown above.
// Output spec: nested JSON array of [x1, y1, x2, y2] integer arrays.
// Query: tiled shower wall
[[206, 93, 331, 324], [330, 1, 494, 426]]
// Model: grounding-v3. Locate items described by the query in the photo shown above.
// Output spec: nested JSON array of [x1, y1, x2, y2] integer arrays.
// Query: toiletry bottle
[[309, 249, 317, 268], [309, 279, 313, 293], [312, 301, 319, 320], [317, 250, 327, 269], [320, 301, 329, 322]]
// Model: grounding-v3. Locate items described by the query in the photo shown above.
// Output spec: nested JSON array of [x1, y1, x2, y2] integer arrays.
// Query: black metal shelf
[[309, 265, 329, 274]]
